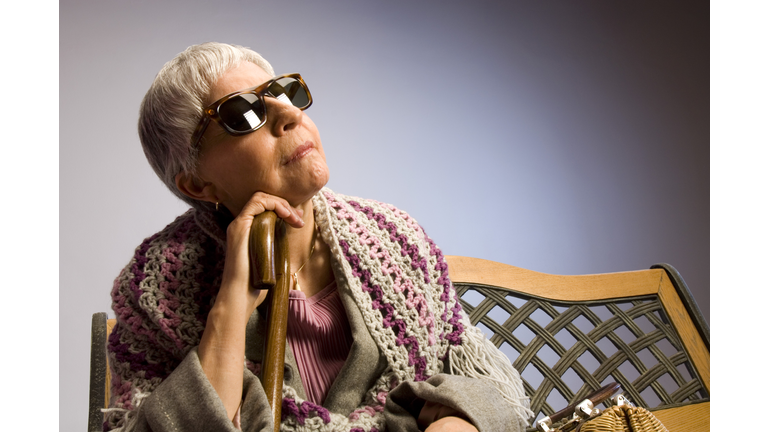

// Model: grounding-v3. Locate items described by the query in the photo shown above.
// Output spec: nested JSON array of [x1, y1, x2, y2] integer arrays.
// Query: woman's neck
[[285, 199, 316, 263], [284, 199, 333, 297]]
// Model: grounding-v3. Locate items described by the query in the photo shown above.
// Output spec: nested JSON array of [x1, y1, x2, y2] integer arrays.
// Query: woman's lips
[[284, 141, 315, 165]]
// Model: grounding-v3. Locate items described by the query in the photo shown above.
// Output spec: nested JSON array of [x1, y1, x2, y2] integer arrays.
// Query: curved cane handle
[[249, 211, 278, 289]]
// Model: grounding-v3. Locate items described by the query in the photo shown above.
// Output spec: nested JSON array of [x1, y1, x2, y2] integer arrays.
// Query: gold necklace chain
[[292, 223, 317, 291]]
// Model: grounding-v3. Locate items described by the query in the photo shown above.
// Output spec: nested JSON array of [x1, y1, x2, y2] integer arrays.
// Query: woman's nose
[[268, 97, 303, 136]]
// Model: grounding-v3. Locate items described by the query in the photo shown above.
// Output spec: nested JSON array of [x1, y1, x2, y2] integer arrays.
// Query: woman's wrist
[[205, 300, 249, 336], [214, 272, 267, 318]]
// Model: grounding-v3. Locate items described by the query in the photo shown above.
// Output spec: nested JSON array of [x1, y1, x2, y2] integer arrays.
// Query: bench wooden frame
[[446, 256, 709, 432]]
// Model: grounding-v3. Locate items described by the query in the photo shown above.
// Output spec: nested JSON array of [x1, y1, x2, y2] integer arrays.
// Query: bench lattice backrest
[[455, 283, 708, 425]]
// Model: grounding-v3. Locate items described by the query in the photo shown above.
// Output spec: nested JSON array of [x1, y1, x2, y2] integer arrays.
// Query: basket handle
[[536, 382, 621, 432]]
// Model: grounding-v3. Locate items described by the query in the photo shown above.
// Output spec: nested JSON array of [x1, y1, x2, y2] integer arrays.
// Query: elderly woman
[[106, 42, 532, 432]]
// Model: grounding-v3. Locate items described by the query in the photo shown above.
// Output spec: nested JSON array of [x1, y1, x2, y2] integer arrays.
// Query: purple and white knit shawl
[[105, 188, 531, 432]]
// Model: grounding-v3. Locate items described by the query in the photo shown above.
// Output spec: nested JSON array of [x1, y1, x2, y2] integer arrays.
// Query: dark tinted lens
[[218, 93, 265, 132], [270, 77, 310, 109]]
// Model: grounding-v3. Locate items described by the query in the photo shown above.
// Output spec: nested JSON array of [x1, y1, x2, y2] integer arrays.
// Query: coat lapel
[[243, 252, 386, 416]]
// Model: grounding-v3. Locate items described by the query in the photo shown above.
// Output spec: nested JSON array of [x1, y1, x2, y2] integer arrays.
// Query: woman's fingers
[[237, 192, 305, 228]]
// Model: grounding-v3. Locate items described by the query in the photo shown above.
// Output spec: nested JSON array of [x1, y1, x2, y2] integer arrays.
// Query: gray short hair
[[138, 42, 275, 210]]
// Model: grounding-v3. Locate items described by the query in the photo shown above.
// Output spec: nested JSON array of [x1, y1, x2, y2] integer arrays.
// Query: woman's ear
[[175, 172, 217, 203]]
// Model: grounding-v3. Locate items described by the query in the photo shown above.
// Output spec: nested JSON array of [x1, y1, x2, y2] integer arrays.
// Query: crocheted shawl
[[106, 188, 531, 431]]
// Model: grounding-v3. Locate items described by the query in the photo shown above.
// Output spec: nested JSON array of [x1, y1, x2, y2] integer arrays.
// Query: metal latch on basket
[[574, 399, 596, 418], [612, 394, 635, 408], [536, 382, 622, 432]]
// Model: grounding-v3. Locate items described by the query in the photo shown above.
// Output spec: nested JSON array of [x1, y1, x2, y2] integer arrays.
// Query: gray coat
[[123, 254, 521, 432]]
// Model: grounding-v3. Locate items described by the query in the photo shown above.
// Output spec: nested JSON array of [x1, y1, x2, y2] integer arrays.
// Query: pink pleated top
[[286, 280, 353, 405]]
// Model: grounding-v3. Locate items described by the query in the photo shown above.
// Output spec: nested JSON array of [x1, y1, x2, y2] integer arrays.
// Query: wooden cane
[[249, 211, 291, 432]]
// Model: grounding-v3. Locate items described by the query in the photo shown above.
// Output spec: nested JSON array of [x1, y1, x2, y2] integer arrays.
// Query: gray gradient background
[[60, 0, 708, 430]]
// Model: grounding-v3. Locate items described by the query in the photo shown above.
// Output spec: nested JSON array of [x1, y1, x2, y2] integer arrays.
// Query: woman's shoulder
[[122, 208, 224, 266], [110, 208, 225, 349], [317, 187, 421, 229], [315, 188, 442, 266], [128, 206, 228, 256]]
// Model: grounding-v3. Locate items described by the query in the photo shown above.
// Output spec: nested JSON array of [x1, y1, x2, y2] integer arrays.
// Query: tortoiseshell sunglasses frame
[[190, 73, 312, 147]]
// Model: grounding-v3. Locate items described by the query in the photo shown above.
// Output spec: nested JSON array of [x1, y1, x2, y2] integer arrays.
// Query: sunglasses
[[190, 73, 312, 147]]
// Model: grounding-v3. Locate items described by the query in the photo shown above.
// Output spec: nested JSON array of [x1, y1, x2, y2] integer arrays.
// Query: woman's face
[[193, 62, 329, 213]]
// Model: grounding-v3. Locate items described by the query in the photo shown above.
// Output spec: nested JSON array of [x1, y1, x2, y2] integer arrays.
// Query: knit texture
[[105, 188, 532, 431]]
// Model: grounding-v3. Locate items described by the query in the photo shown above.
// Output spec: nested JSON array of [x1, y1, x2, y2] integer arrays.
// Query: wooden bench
[[89, 257, 709, 431]]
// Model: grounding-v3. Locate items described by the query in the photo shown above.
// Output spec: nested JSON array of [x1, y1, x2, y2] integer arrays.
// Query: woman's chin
[[279, 162, 328, 207], [313, 164, 330, 190], [306, 159, 330, 191], [296, 170, 330, 206]]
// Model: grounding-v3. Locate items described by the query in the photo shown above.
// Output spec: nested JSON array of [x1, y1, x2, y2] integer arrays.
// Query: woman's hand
[[424, 416, 479, 432], [218, 191, 305, 316], [419, 401, 479, 432], [199, 191, 305, 420]]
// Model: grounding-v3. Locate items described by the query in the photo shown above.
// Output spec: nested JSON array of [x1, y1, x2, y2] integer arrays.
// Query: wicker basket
[[580, 405, 668, 432]]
